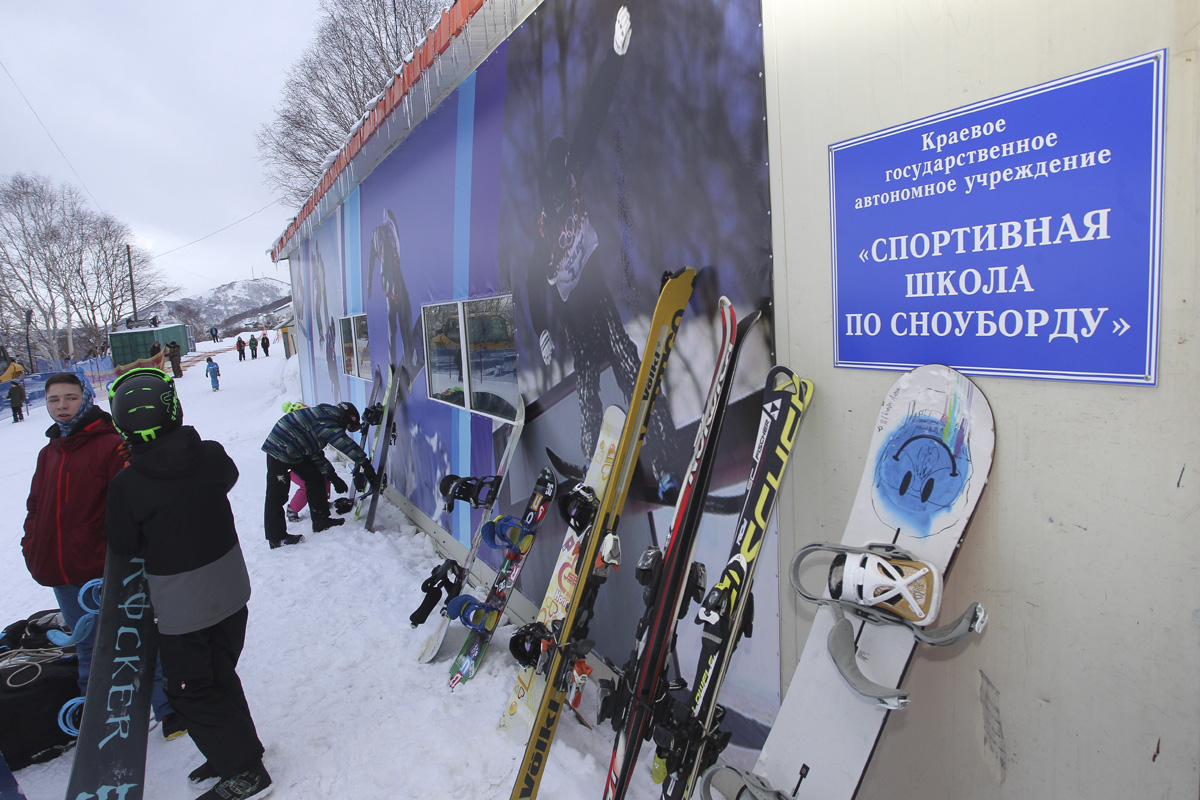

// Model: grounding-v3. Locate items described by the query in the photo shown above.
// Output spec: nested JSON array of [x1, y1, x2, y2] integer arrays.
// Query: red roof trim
[[270, 0, 486, 260]]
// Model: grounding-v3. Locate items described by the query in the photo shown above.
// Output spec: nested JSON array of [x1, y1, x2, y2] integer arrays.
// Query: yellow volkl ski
[[509, 267, 695, 800]]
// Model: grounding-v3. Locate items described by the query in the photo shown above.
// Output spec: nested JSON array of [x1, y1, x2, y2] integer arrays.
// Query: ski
[[344, 374, 388, 514], [447, 466, 557, 689], [508, 266, 695, 800], [414, 398, 526, 662], [752, 364, 993, 800], [355, 365, 396, 521], [498, 404, 625, 735], [655, 366, 814, 800], [364, 362, 410, 531], [64, 550, 158, 800], [599, 298, 760, 800]]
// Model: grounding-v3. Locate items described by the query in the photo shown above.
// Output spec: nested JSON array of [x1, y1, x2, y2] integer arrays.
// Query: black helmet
[[336, 401, 361, 432], [109, 368, 182, 442]]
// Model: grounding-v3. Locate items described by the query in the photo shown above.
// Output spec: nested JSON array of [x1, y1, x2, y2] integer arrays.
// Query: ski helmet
[[336, 401, 361, 432], [108, 368, 182, 443]]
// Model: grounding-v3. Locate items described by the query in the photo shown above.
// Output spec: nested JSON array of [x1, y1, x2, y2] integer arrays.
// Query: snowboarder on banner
[[107, 368, 273, 800], [260, 401, 376, 548]]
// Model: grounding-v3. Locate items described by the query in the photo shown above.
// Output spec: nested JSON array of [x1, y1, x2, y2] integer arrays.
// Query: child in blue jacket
[[205, 358, 221, 391]]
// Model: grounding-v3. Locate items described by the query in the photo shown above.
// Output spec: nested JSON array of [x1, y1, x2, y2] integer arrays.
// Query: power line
[[148, 199, 280, 260], [0, 56, 103, 209]]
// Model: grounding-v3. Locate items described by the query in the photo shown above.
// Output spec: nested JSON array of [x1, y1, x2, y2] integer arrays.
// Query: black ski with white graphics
[[364, 364, 406, 531], [655, 366, 814, 800], [598, 298, 760, 800]]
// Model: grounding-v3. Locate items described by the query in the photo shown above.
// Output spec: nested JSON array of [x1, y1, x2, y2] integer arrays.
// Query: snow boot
[[269, 534, 305, 550], [312, 515, 344, 533]]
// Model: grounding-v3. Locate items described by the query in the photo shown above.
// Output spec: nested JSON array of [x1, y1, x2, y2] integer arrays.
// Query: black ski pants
[[158, 606, 264, 777], [265, 454, 331, 541]]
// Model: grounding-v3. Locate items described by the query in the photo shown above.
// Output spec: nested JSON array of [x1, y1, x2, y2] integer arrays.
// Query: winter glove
[[330, 474, 348, 495], [361, 462, 378, 487]]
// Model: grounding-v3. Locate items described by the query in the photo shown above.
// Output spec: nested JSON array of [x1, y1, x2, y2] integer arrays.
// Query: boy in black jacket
[[106, 368, 271, 800]]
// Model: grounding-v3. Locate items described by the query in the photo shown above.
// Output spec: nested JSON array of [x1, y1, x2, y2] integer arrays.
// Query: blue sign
[[831, 51, 1165, 385]]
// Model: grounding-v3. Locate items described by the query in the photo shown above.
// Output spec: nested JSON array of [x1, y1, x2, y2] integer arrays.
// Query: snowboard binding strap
[[438, 473, 502, 513], [791, 542, 988, 708]]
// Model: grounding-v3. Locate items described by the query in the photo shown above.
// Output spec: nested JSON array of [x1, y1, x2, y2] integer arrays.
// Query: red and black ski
[[598, 298, 760, 800]]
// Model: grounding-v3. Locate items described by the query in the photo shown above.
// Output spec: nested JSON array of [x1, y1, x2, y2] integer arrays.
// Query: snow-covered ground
[[2, 337, 667, 800]]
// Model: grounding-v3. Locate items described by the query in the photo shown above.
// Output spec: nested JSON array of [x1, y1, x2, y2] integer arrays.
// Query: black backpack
[[0, 611, 80, 770]]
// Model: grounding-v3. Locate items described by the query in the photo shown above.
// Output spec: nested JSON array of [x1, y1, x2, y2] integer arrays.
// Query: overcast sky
[[0, 2, 322, 298]]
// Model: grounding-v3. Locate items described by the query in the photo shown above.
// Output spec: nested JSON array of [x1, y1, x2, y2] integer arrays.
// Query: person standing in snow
[[248, 335, 258, 360], [107, 368, 272, 800], [260, 334, 270, 357], [210, 326, 219, 343], [8, 378, 25, 422], [149, 340, 162, 359], [21, 371, 182, 737], [205, 357, 221, 391], [236, 337, 246, 362], [167, 341, 183, 378], [260, 402, 374, 548]]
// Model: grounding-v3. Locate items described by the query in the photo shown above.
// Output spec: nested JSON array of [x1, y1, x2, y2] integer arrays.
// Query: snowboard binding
[[790, 542, 988, 708], [438, 473, 502, 514], [446, 594, 500, 634], [479, 515, 530, 555], [409, 558, 467, 628]]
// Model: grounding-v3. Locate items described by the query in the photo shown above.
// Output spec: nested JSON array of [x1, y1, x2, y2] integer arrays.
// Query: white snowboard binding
[[790, 543, 987, 709]]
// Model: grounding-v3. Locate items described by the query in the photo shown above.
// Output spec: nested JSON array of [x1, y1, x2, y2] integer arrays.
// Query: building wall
[[762, 1, 1198, 797]]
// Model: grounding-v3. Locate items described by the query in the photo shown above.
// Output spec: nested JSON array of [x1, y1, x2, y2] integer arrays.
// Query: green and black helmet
[[109, 367, 182, 442]]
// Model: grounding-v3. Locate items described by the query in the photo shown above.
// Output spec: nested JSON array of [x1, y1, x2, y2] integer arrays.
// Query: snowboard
[[600, 299, 760, 800], [355, 365, 396, 521], [498, 404, 624, 735], [655, 366, 814, 800], [508, 266, 695, 800], [414, 397, 526, 662], [365, 364, 407, 531], [0, 751, 26, 800], [447, 466, 557, 689], [64, 550, 158, 800], [345, 371, 388, 514], [753, 364, 994, 800]]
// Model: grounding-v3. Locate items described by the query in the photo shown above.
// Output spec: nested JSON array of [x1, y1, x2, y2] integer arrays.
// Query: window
[[421, 295, 519, 421], [338, 314, 371, 379]]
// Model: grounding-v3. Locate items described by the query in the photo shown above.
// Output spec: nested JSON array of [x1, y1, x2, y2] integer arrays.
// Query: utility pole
[[24, 308, 33, 373], [127, 244, 138, 322]]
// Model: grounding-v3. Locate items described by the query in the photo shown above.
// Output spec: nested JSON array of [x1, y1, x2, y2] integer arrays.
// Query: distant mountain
[[142, 278, 293, 334]]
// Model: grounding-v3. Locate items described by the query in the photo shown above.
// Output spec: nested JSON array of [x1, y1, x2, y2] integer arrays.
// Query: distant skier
[[261, 401, 375, 548], [107, 368, 273, 800], [21, 372, 180, 735], [205, 357, 221, 391], [8, 378, 25, 422], [248, 336, 258, 360], [209, 326, 219, 343], [260, 334, 270, 357], [236, 337, 246, 362]]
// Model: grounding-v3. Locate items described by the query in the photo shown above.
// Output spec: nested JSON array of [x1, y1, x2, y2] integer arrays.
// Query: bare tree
[[256, 0, 445, 206], [0, 173, 178, 362]]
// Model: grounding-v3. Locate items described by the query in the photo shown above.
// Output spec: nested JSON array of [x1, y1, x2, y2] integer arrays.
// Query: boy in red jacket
[[21, 371, 182, 737]]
